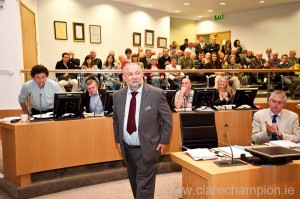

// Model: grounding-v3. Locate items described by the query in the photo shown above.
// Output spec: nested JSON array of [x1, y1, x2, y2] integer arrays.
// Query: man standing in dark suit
[[180, 38, 189, 52], [82, 78, 106, 114], [206, 37, 220, 54], [113, 62, 172, 199]]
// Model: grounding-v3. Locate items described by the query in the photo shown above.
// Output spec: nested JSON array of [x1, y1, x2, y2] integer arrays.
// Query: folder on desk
[[218, 146, 252, 158], [186, 148, 218, 160]]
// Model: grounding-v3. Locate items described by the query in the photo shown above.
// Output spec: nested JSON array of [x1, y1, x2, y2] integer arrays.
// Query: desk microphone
[[39, 94, 42, 119], [213, 124, 246, 167]]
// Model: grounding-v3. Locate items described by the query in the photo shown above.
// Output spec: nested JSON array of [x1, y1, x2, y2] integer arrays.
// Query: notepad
[[218, 146, 252, 158], [269, 140, 300, 148], [186, 148, 218, 160]]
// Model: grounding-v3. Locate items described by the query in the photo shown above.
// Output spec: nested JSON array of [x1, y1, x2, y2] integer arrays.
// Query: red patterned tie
[[127, 92, 138, 134]]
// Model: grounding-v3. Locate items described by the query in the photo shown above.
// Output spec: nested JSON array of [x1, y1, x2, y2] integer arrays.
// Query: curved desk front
[[0, 110, 253, 186]]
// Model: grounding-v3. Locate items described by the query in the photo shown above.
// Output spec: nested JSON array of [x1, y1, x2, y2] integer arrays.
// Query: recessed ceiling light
[[197, 16, 203, 18], [148, 4, 152, 7], [219, 2, 226, 5], [175, 10, 180, 13], [184, 3, 190, 6], [207, 10, 213, 12], [259, 1, 265, 3]]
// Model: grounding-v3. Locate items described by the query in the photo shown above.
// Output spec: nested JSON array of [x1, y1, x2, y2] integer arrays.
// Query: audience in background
[[55, 52, 79, 92], [206, 37, 220, 54], [145, 56, 165, 88], [226, 55, 242, 91], [69, 50, 80, 67], [221, 40, 232, 56], [125, 48, 132, 62], [131, 53, 144, 69], [195, 36, 206, 56], [80, 55, 99, 90], [102, 55, 121, 90], [263, 48, 272, 61], [174, 78, 194, 109], [165, 56, 185, 90], [139, 49, 152, 69], [90, 50, 102, 69], [158, 48, 171, 69], [180, 38, 189, 52], [276, 54, 300, 99], [233, 39, 243, 55]]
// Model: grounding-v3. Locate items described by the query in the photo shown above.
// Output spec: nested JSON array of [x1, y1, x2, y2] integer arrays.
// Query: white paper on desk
[[269, 140, 300, 148], [0, 116, 21, 122], [186, 148, 217, 160], [218, 146, 252, 158], [32, 112, 53, 119]]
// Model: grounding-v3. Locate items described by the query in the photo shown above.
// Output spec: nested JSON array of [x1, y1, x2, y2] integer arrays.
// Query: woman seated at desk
[[214, 75, 234, 106], [174, 78, 194, 109]]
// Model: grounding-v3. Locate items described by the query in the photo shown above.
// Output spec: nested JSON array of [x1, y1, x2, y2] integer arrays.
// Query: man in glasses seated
[[251, 90, 300, 144]]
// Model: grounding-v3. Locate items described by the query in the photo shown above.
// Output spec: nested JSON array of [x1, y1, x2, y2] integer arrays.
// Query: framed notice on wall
[[73, 22, 85, 42], [133, 32, 141, 47], [89, 25, 101, 44], [145, 29, 154, 47], [157, 37, 167, 48], [54, 21, 67, 40]]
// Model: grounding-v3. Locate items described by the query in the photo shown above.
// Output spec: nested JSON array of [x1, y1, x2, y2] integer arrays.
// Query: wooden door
[[196, 31, 231, 53], [20, 2, 38, 71]]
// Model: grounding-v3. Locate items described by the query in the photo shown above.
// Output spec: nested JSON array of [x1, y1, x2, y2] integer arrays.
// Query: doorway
[[20, 2, 38, 72]]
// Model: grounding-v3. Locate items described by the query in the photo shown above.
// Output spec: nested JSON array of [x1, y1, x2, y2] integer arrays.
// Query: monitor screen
[[104, 90, 114, 116], [245, 146, 300, 164], [192, 88, 216, 109], [53, 92, 84, 119], [163, 90, 176, 112], [232, 88, 258, 109]]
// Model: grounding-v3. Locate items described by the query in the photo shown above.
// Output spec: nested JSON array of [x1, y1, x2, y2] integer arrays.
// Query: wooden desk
[[171, 152, 300, 199], [0, 110, 253, 187]]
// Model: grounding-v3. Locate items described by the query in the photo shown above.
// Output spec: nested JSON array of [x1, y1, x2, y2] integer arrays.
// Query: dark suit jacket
[[70, 58, 80, 67], [82, 89, 106, 113], [206, 43, 220, 54], [113, 83, 172, 166], [139, 57, 151, 69], [55, 60, 77, 80], [158, 56, 171, 69]]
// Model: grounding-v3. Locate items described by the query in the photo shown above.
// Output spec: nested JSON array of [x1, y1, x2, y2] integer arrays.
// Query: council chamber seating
[[179, 112, 218, 150]]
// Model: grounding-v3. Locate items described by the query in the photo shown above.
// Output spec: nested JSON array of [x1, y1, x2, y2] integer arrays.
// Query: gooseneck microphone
[[224, 124, 234, 164], [213, 123, 247, 167], [39, 94, 42, 119]]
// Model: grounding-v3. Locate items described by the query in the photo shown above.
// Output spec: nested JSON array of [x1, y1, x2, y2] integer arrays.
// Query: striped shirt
[[18, 79, 62, 111]]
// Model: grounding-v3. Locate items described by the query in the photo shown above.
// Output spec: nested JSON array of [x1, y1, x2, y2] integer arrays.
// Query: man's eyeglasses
[[270, 98, 285, 105]]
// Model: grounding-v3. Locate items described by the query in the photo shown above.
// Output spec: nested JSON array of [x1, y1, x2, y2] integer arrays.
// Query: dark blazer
[[55, 60, 77, 80], [206, 43, 220, 54], [82, 89, 106, 113], [158, 56, 171, 69], [70, 58, 80, 67], [139, 56, 151, 69], [113, 83, 172, 166]]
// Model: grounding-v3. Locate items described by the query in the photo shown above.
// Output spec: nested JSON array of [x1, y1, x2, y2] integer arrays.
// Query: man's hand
[[265, 121, 278, 135], [156, 144, 166, 153], [117, 143, 121, 153], [63, 73, 68, 77]]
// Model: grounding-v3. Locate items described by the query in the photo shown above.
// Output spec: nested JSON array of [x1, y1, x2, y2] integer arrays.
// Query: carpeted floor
[[30, 172, 182, 199]]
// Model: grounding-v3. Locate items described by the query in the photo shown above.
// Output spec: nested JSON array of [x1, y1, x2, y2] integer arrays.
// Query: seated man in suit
[[83, 78, 106, 114], [68, 50, 80, 67], [55, 52, 79, 92], [252, 90, 300, 144]]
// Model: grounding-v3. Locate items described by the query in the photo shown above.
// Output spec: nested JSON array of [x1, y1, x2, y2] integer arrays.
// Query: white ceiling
[[111, 0, 299, 20]]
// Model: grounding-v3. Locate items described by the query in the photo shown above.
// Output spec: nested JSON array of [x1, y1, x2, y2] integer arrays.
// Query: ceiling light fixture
[[207, 10, 213, 12], [148, 4, 152, 7], [197, 16, 203, 18], [175, 10, 180, 13], [184, 3, 190, 6], [219, 2, 226, 6], [259, 1, 265, 3]]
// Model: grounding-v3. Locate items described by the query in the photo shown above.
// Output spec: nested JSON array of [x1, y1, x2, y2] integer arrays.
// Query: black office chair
[[179, 112, 218, 150]]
